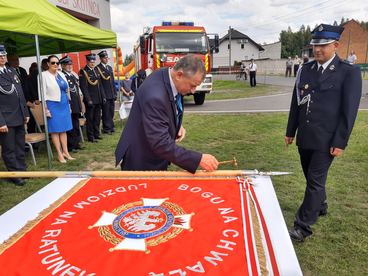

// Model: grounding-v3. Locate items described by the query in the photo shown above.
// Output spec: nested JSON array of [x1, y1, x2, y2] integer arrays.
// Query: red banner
[[0, 178, 279, 276]]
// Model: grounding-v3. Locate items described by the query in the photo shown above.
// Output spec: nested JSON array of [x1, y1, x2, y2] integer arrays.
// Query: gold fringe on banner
[[249, 194, 269, 275], [0, 179, 89, 254]]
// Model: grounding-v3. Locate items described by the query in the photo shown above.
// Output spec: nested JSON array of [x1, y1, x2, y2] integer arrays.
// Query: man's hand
[[176, 126, 186, 143], [284, 136, 294, 146], [199, 154, 219, 172], [0, 125, 8, 133], [330, 147, 344, 157], [24, 117, 30, 124]]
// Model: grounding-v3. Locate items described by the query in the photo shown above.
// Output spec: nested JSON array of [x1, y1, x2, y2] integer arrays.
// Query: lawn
[[0, 111, 367, 275], [184, 80, 288, 102]]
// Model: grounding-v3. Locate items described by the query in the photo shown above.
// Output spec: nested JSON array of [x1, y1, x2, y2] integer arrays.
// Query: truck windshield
[[155, 32, 208, 53]]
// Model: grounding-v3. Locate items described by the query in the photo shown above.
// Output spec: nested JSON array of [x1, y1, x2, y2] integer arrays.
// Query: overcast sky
[[110, 0, 367, 57]]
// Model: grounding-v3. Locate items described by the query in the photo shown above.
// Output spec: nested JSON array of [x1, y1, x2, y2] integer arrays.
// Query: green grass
[[183, 80, 288, 102], [1, 111, 367, 275]]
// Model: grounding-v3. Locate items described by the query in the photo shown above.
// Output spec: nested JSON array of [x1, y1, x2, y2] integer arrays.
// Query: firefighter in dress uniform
[[0, 45, 29, 186], [78, 53, 106, 143], [60, 56, 83, 152], [96, 50, 117, 134], [285, 24, 362, 242]]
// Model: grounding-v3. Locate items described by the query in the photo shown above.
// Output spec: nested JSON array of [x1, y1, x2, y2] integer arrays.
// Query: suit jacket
[[79, 66, 105, 104], [0, 66, 29, 127], [96, 63, 116, 100], [286, 55, 362, 151], [41, 71, 69, 102], [115, 68, 201, 173]]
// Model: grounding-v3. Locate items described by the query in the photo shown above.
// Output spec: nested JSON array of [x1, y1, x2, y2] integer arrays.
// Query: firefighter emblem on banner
[[89, 198, 193, 253]]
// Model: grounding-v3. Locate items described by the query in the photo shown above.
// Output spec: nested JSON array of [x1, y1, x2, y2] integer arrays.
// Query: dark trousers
[[67, 113, 81, 149], [27, 106, 37, 133], [294, 148, 334, 236], [249, 71, 256, 87], [101, 99, 115, 132], [85, 104, 101, 140], [0, 125, 26, 171], [285, 67, 292, 77]]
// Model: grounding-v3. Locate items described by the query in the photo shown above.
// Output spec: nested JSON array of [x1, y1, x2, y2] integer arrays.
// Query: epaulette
[[339, 59, 353, 66]]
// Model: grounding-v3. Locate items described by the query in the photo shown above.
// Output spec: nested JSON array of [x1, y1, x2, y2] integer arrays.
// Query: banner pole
[[0, 170, 259, 179]]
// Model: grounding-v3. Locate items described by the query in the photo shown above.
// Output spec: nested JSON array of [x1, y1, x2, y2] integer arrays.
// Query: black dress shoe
[[94, 136, 103, 140], [102, 130, 112, 134], [88, 139, 98, 143], [8, 178, 26, 186], [319, 209, 328, 216], [289, 227, 306, 242]]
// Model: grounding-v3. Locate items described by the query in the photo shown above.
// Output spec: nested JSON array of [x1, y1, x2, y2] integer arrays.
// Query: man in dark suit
[[79, 53, 106, 143], [0, 45, 29, 186], [115, 55, 218, 173], [285, 24, 362, 242], [60, 55, 83, 152], [96, 50, 117, 134]]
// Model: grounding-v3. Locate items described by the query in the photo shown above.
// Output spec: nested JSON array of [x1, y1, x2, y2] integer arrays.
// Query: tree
[[123, 54, 134, 66]]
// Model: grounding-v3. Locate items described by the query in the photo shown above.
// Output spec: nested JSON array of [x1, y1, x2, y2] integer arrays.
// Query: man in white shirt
[[248, 59, 257, 87]]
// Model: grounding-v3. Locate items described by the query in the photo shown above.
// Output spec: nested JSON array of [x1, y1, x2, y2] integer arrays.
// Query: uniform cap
[[0, 45, 7, 56], [310, 24, 344, 45], [59, 55, 73, 65], [85, 53, 96, 61], [98, 50, 108, 58]]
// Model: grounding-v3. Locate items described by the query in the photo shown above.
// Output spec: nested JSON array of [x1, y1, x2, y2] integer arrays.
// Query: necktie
[[317, 66, 323, 79], [175, 94, 183, 126]]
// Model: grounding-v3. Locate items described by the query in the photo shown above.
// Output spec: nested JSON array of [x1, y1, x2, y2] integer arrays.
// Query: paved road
[[184, 74, 368, 113]]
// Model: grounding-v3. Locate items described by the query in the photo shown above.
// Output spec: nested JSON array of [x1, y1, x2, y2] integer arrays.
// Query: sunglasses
[[50, 61, 60, 65]]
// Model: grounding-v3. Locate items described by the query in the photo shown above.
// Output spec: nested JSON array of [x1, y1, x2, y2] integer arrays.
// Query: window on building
[[241, 44, 244, 49], [228, 44, 230, 49]]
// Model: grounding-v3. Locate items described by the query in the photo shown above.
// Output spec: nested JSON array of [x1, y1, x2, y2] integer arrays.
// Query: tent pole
[[35, 35, 52, 169], [115, 47, 121, 104]]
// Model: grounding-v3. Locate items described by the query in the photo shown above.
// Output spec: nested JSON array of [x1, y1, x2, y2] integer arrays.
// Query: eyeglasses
[[50, 61, 60, 65]]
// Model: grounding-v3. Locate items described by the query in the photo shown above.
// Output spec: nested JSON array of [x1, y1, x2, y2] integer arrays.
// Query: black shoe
[[76, 145, 85, 150], [8, 178, 26, 186], [94, 136, 103, 140], [319, 209, 328, 216], [102, 130, 112, 134], [88, 139, 98, 143], [289, 227, 306, 242]]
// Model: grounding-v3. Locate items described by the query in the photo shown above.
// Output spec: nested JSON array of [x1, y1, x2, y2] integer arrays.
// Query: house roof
[[220, 28, 264, 51]]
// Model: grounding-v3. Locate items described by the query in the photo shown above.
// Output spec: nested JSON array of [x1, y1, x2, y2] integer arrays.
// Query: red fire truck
[[134, 21, 219, 105]]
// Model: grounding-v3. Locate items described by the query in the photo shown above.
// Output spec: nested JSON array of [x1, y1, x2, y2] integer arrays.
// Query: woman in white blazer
[[41, 55, 74, 163]]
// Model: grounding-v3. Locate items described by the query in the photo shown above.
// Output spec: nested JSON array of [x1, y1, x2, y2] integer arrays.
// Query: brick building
[[337, 19, 368, 64]]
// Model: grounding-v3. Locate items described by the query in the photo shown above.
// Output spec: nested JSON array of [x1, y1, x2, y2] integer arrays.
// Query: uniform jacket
[[62, 70, 82, 114], [96, 63, 116, 100], [41, 70, 69, 102], [0, 66, 29, 127], [79, 66, 106, 104], [286, 55, 362, 151], [115, 68, 201, 173]]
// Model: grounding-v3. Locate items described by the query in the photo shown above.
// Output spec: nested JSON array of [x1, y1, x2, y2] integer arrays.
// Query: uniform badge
[[14, 75, 20, 83], [304, 84, 309, 90], [90, 198, 193, 253], [300, 90, 304, 96], [329, 65, 335, 70]]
